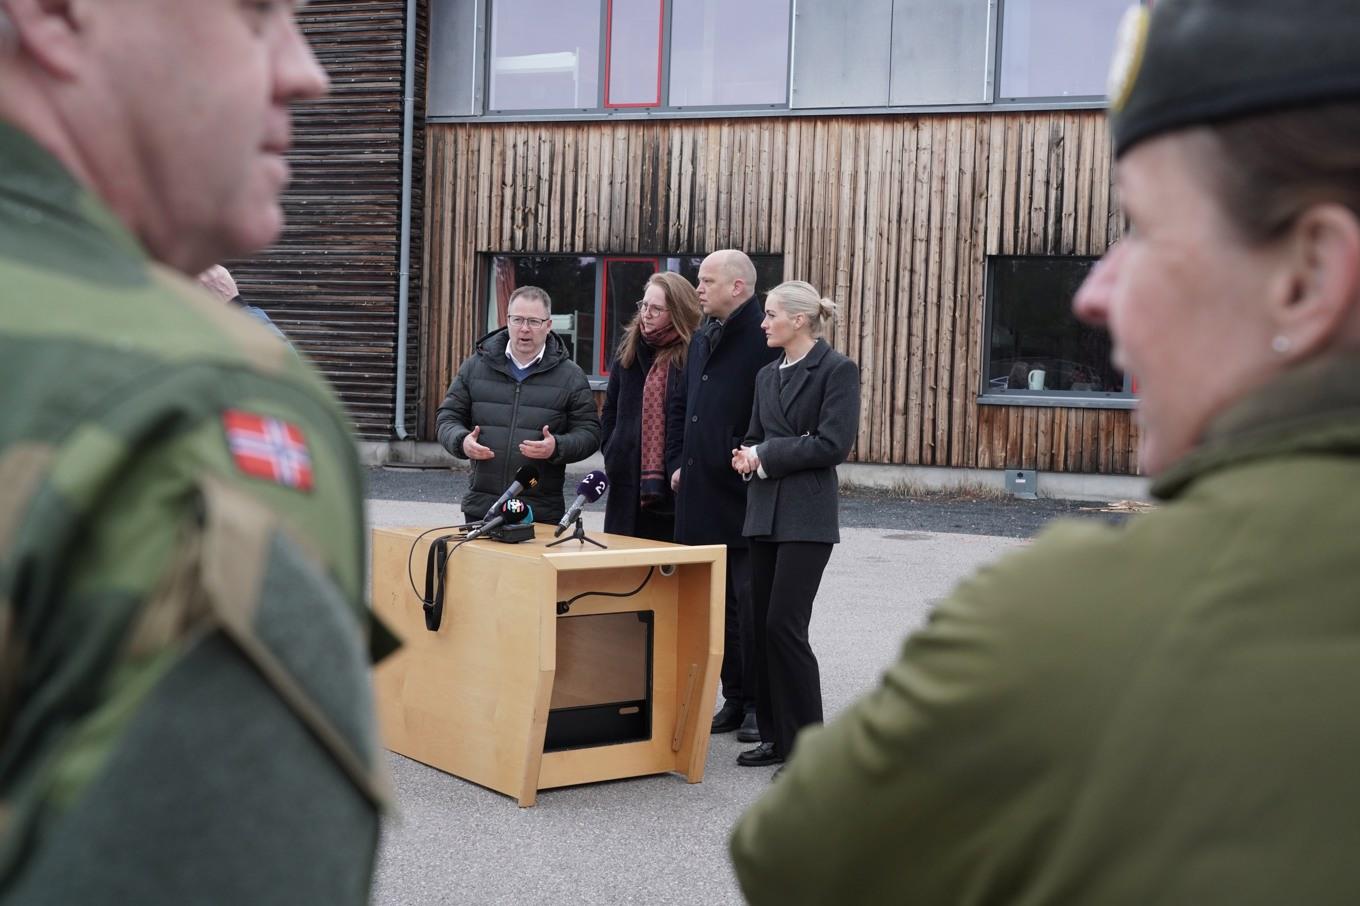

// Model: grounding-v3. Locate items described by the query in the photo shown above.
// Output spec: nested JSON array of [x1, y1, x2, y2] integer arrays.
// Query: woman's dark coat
[[742, 339, 861, 544], [600, 341, 684, 537]]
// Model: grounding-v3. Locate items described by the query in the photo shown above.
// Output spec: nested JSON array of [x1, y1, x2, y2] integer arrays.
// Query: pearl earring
[[1271, 335, 1292, 354]]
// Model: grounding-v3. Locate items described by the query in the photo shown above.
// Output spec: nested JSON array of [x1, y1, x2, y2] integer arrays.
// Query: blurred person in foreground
[[0, 1, 395, 903], [600, 272, 701, 541], [731, 2, 1360, 902], [197, 264, 289, 342]]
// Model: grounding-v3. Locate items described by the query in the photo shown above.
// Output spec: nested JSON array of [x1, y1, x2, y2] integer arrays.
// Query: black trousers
[[719, 546, 755, 710], [749, 539, 833, 758]]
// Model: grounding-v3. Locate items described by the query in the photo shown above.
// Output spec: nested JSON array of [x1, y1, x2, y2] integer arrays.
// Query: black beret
[[1108, 0, 1360, 158]]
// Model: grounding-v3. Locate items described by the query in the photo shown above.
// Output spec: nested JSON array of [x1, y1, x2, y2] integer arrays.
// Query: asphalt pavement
[[365, 466, 1141, 905]]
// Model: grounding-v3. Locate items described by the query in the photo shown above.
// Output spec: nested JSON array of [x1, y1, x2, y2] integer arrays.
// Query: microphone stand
[[546, 513, 607, 549]]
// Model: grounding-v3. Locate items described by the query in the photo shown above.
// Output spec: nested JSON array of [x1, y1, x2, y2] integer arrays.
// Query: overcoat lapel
[[779, 340, 831, 414]]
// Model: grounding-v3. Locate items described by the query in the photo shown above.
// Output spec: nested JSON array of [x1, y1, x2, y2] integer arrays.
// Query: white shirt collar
[[506, 344, 546, 371]]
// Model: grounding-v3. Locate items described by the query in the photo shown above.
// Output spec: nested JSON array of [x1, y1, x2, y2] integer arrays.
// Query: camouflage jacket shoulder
[[0, 123, 391, 895]]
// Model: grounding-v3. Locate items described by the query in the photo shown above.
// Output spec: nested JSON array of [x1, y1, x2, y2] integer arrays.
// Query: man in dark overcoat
[[666, 250, 780, 738]]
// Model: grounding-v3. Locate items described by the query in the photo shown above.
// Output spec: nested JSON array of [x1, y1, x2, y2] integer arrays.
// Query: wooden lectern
[[371, 524, 726, 806]]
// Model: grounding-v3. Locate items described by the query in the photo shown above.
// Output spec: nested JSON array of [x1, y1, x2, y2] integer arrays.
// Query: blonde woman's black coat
[[742, 339, 860, 544]]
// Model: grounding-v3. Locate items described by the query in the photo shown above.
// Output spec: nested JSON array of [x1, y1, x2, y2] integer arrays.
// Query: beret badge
[[1107, 6, 1150, 113]]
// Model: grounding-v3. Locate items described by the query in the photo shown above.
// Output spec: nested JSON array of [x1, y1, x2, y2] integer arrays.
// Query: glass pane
[[604, 259, 659, 372], [429, 0, 480, 116], [790, 0, 892, 109], [489, 255, 599, 374], [987, 257, 1127, 395], [607, 0, 663, 106], [669, 0, 791, 106], [999, 0, 1126, 98], [490, 0, 602, 110], [889, 0, 990, 105]]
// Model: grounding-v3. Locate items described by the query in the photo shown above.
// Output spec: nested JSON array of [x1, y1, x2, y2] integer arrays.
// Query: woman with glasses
[[730, 280, 860, 772], [600, 272, 702, 541]]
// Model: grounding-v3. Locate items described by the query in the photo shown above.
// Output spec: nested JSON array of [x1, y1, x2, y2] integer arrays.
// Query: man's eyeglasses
[[508, 316, 550, 329], [636, 301, 666, 317]]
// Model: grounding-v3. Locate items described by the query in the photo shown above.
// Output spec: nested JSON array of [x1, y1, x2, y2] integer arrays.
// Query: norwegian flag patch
[[223, 410, 315, 492]]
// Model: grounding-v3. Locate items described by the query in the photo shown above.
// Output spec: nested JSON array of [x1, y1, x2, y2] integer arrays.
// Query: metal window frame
[[978, 253, 1137, 410], [452, 0, 1136, 121], [604, 0, 666, 108], [878, 0, 997, 108], [991, 0, 1150, 104], [481, 0, 797, 116], [599, 256, 662, 374]]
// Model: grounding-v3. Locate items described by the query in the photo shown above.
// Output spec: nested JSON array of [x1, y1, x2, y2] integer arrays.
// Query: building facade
[[419, 0, 1142, 475], [251, 0, 1142, 476]]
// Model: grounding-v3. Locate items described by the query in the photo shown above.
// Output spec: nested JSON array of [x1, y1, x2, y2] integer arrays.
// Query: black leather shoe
[[737, 742, 783, 767], [736, 711, 761, 743], [711, 700, 744, 733]]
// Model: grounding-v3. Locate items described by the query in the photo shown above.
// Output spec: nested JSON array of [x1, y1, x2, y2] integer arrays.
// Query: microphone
[[485, 464, 541, 517], [555, 471, 609, 536], [466, 498, 534, 542]]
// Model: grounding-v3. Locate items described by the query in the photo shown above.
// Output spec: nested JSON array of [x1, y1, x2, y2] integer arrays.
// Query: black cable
[[406, 524, 469, 602], [557, 566, 655, 615]]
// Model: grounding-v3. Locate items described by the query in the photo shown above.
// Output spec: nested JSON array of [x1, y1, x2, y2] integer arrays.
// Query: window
[[997, 0, 1128, 99], [605, 0, 665, 107], [431, 0, 1153, 118], [604, 258, 659, 369], [489, 256, 599, 372], [983, 256, 1133, 404], [669, 0, 791, 107], [486, 253, 784, 379], [889, 0, 991, 106], [489, 0, 602, 110]]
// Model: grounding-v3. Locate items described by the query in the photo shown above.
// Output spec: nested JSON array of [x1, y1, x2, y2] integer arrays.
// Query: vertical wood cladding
[[423, 111, 1138, 473], [232, 0, 427, 440]]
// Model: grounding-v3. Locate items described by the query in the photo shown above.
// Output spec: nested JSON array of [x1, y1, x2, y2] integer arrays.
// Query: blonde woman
[[600, 272, 702, 540], [730, 281, 861, 769]]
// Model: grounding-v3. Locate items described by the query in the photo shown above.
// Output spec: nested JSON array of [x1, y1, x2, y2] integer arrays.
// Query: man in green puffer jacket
[[436, 286, 601, 524]]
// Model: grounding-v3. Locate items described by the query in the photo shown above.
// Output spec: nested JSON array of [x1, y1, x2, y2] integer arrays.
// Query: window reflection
[[490, 0, 602, 110], [669, 0, 791, 106], [986, 256, 1130, 396], [999, 0, 1127, 99]]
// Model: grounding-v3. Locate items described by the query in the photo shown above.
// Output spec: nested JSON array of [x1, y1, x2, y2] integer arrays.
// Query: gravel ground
[[365, 465, 1138, 539]]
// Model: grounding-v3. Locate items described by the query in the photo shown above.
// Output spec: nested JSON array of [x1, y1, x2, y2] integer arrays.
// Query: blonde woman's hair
[[616, 271, 702, 369], [768, 280, 836, 337]]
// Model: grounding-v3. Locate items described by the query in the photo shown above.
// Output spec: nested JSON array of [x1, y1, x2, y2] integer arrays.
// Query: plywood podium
[[371, 524, 726, 806]]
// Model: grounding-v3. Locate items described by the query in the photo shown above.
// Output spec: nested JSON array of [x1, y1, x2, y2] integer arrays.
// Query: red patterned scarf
[[639, 321, 680, 506]]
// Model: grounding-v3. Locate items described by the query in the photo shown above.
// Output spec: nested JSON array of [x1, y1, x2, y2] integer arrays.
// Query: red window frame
[[599, 256, 661, 375], [603, 0, 665, 108]]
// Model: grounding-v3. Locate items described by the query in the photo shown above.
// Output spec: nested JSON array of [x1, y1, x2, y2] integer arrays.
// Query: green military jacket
[[731, 354, 1360, 905], [0, 124, 391, 903]]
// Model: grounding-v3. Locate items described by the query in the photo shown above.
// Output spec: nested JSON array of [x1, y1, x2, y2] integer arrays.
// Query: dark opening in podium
[[371, 524, 726, 806]]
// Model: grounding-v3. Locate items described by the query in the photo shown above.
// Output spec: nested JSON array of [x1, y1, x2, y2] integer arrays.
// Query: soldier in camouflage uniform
[[0, 1, 395, 902]]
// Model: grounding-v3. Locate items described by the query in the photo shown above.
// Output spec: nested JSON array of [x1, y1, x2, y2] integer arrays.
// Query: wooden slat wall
[[232, 0, 427, 440], [422, 111, 1139, 474]]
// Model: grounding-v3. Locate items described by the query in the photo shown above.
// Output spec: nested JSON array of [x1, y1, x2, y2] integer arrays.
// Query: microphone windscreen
[[578, 470, 609, 503], [513, 464, 540, 489], [501, 498, 532, 524]]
